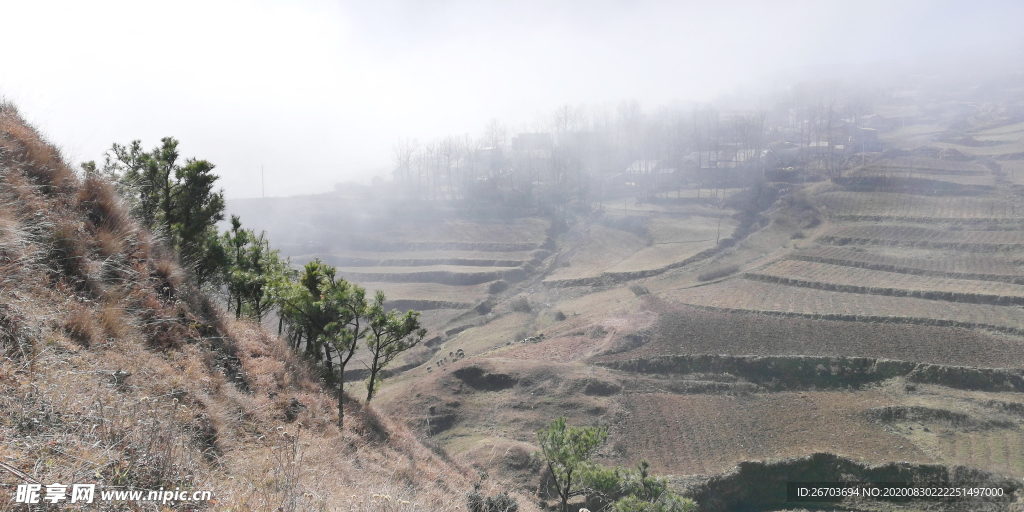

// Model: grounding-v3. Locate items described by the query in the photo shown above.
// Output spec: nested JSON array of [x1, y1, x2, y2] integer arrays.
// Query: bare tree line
[[389, 87, 876, 209]]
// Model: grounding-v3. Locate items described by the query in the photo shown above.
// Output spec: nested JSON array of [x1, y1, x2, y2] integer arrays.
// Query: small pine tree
[[536, 417, 609, 512], [364, 290, 426, 402]]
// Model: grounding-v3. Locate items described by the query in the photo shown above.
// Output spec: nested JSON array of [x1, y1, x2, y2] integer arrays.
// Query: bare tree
[[391, 138, 418, 185]]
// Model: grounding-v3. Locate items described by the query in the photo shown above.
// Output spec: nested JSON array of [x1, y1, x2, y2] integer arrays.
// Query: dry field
[[934, 140, 1024, 159], [336, 264, 526, 285], [792, 246, 1024, 281], [867, 157, 991, 175], [663, 278, 1024, 332], [747, 259, 1024, 305], [848, 158, 995, 186], [1002, 160, 1024, 185], [358, 281, 490, 303], [305, 249, 537, 267], [544, 215, 736, 283], [815, 191, 1023, 221], [607, 304, 1024, 368], [613, 390, 927, 476], [543, 224, 648, 282], [819, 224, 1024, 249], [878, 386, 1024, 479]]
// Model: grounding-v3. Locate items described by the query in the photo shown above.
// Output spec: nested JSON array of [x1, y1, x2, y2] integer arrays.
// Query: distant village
[[376, 96, 901, 208]]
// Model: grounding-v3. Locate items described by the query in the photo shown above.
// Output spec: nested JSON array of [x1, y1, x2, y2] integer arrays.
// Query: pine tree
[[364, 291, 425, 402]]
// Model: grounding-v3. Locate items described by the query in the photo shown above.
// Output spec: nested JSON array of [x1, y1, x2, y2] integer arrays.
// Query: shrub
[[628, 284, 649, 296], [488, 280, 509, 294], [697, 264, 739, 282], [600, 214, 649, 239], [47, 219, 95, 291], [466, 482, 520, 512], [554, 311, 567, 321], [510, 296, 531, 313], [475, 299, 494, 315]]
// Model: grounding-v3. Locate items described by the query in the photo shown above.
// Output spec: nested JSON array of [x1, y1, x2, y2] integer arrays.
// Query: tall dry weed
[[0, 103, 75, 194]]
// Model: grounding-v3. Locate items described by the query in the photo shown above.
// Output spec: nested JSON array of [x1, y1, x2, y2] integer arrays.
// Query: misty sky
[[2, 0, 1022, 198]]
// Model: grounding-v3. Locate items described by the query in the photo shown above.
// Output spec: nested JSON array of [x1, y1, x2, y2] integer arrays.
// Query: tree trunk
[[337, 380, 345, 428], [365, 348, 381, 402], [323, 342, 334, 374]]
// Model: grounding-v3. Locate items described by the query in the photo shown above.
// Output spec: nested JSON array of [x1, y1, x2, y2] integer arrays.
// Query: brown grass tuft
[[46, 218, 97, 292], [0, 103, 76, 193], [64, 305, 101, 347], [77, 174, 127, 231]]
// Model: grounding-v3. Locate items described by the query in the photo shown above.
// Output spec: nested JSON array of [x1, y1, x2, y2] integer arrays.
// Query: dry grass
[[0, 102, 76, 194], [0, 107, 540, 512]]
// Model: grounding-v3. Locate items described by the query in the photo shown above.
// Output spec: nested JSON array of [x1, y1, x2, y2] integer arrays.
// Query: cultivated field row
[[791, 246, 1023, 282], [816, 191, 1024, 221], [933, 140, 1024, 158], [544, 243, 723, 287], [746, 260, 1024, 306], [639, 305, 1024, 368], [845, 169, 996, 187], [600, 355, 1024, 392], [328, 256, 528, 267], [306, 249, 541, 268], [336, 265, 526, 285], [665, 279, 1024, 333], [863, 157, 991, 175], [819, 225, 1024, 250]]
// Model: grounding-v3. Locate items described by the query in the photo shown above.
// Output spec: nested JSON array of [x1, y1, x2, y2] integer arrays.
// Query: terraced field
[[1003, 160, 1024, 185], [791, 246, 1024, 282], [615, 390, 926, 476], [635, 305, 1024, 368], [231, 99, 1024, 506], [544, 214, 736, 284], [849, 157, 996, 186], [307, 249, 537, 267], [747, 259, 1024, 305], [819, 225, 1024, 249], [664, 279, 1024, 333], [816, 191, 1023, 222], [335, 264, 527, 285]]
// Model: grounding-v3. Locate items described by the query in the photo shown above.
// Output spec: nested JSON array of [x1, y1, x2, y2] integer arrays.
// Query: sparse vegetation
[[697, 264, 739, 282], [466, 482, 520, 512], [628, 284, 649, 296], [510, 296, 532, 313]]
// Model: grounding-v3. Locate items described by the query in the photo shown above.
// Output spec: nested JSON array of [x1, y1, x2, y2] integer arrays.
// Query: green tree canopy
[[103, 137, 226, 285], [278, 259, 368, 427], [222, 215, 290, 320], [364, 291, 426, 402], [536, 417, 609, 512]]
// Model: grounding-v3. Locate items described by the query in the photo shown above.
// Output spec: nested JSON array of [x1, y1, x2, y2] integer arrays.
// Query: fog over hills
[[5, 3, 1024, 511], [1, 1, 1022, 197]]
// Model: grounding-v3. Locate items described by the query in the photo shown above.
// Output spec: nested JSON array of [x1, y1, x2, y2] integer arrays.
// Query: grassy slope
[[0, 104, 539, 512]]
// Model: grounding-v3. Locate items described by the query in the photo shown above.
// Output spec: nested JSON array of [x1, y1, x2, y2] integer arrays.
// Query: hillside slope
[[0, 103, 534, 510]]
